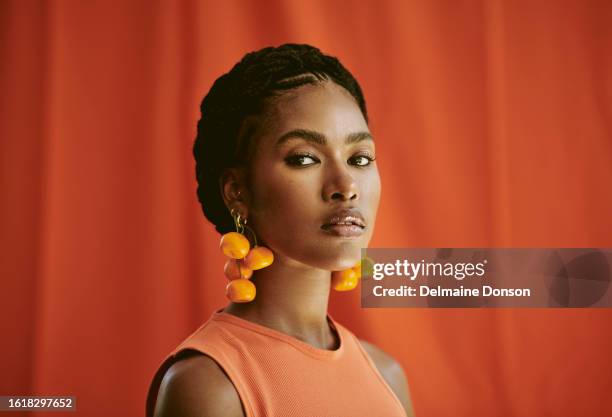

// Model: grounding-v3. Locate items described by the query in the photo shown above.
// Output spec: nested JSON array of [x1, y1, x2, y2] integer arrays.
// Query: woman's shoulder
[[153, 351, 245, 417], [358, 339, 415, 417], [358, 338, 402, 374]]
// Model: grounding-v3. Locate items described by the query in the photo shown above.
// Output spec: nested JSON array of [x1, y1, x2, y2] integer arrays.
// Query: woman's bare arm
[[154, 354, 245, 417]]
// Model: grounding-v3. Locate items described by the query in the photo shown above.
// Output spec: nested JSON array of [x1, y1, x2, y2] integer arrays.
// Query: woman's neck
[[222, 260, 337, 350]]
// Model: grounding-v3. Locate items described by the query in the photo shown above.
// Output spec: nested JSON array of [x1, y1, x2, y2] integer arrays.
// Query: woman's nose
[[322, 164, 359, 202]]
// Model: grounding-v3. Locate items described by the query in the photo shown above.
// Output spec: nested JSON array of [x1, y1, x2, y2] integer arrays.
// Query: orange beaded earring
[[331, 257, 372, 292], [331, 265, 360, 291], [220, 209, 274, 303]]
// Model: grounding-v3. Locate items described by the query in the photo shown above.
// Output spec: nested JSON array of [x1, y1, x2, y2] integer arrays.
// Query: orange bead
[[353, 263, 361, 278], [243, 246, 274, 270], [331, 268, 358, 291], [226, 279, 256, 303], [220, 232, 250, 259], [224, 259, 253, 280]]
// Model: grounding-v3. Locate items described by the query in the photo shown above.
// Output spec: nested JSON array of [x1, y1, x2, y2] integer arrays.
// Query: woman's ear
[[219, 168, 249, 217]]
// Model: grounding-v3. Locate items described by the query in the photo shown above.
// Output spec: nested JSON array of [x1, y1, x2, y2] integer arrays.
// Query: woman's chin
[[274, 240, 363, 271], [321, 250, 361, 271]]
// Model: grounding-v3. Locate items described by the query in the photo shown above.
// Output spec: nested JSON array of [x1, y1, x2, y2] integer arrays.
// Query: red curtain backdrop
[[2, 1, 611, 416]]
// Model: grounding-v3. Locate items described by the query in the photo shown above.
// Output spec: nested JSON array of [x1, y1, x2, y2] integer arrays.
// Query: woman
[[146, 43, 414, 417]]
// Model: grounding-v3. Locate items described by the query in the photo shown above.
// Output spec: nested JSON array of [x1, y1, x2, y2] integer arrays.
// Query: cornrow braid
[[193, 43, 368, 234]]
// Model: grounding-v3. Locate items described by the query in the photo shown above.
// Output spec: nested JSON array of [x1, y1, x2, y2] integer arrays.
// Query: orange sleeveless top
[[146, 308, 407, 417]]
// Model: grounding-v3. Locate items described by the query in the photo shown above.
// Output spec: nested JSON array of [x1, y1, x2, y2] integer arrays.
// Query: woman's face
[[245, 80, 381, 271]]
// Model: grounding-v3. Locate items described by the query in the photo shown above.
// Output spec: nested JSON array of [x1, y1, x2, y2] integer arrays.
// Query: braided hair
[[193, 43, 368, 234]]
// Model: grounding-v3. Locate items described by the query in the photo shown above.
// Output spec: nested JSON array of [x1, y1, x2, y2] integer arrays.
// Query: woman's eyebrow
[[275, 129, 373, 147], [346, 131, 374, 144]]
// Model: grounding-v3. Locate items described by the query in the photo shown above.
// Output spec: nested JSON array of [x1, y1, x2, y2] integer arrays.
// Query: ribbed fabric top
[[146, 308, 407, 417]]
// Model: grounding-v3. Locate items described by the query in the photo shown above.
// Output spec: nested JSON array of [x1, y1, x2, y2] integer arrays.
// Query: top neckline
[[211, 307, 345, 360]]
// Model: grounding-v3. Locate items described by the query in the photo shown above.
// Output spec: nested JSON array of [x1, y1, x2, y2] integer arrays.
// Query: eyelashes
[[284, 153, 319, 166], [349, 155, 376, 167], [284, 153, 376, 167]]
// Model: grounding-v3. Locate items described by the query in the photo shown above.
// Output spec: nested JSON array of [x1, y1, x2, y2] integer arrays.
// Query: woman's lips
[[320, 223, 365, 237], [321, 209, 366, 238]]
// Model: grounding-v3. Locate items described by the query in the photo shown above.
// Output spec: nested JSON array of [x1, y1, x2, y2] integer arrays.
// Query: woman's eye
[[285, 154, 319, 167], [349, 155, 376, 166]]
